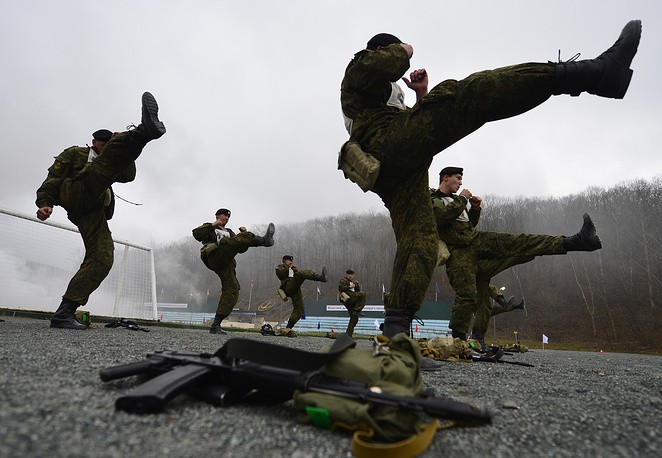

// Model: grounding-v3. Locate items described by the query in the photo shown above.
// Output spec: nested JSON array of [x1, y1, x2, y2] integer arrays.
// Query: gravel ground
[[0, 316, 660, 458]]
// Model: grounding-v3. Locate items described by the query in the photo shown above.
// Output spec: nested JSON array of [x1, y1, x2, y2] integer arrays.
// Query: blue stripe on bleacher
[[284, 316, 450, 338], [158, 312, 450, 338]]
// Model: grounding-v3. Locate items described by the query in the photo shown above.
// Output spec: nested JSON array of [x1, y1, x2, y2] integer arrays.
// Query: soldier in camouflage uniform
[[433, 167, 602, 340], [36, 92, 166, 330], [340, 22, 640, 338], [192, 208, 275, 334], [275, 255, 327, 336], [338, 269, 367, 337]]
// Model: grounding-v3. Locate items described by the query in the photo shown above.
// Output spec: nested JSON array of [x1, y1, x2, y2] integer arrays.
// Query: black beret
[[367, 33, 402, 50], [346, 269, 355, 275], [439, 166, 463, 177], [215, 208, 231, 216], [92, 129, 113, 142], [282, 255, 294, 261]]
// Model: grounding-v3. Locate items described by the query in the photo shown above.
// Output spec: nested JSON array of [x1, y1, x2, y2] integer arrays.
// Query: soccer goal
[[0, 207, 157, 320]]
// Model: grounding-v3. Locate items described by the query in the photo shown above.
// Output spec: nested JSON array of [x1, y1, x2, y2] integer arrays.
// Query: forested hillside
[[155, 178, 661, 351]]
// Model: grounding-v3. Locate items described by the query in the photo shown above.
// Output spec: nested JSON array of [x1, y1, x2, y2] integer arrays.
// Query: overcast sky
[[1, 0, 660, 246]]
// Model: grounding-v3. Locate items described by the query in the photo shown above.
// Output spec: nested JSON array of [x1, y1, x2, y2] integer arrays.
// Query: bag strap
[[215, 333, 357, 372], [352, 419, 440, 458]]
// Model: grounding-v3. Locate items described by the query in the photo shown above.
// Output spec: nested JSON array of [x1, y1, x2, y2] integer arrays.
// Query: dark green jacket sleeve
[[275, 264, 290, 282], [342, 45, 410, 99], [35, 147, 79, 208], [192, 223, 215, 244], [341, 44, 411, 141], [431, 191, 479, 246], [115, 163, 137, 183], [468, 206, 481, 227], [338, 277, 351, 294]]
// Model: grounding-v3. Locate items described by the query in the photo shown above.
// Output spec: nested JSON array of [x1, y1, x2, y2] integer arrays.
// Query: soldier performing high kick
[[275, 255, 327, 337], [432, 166, 602, 341], [338, 269, 367, 337], [340, 21, 641, 338], [36, 92, 166, 330], [193, 208, 275, 334]]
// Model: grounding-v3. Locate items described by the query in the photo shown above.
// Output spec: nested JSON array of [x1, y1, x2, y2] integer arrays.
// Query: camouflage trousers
[[205, 232, 257, 316], [472, 256, 535, 335], [281, 269, 319, 325], [447, 232, 565, 334], [63, 210, 114, 305], [61, 132, 146, 305], [366, 63, 555, 313], [342, 291, 367, 336]]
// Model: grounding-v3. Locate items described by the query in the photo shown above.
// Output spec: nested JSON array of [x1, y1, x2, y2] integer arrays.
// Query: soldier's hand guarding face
[[403, 69, 429, 100], [469, 195, 483, 208]]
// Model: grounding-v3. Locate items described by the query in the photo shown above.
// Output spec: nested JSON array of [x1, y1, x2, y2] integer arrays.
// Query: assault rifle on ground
[[100, 337, 492, 425]]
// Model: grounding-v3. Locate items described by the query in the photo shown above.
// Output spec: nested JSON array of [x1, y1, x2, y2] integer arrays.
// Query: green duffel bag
[[294, 334, 439, 457]]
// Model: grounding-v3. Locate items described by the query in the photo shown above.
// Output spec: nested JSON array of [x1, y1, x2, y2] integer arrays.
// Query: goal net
[[0, 207, 157, 320]]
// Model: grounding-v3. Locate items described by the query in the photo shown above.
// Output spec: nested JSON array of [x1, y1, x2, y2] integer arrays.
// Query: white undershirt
[[215, 227, 230, 242], [343, 82, 407, 135], [87, 147, 98, 162], [440, 196, 470, 223]]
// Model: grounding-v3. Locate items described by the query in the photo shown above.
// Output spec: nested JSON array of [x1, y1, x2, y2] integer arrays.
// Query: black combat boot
[[382, 308, 413, 338], [512, 300, 525, 310], [471, 332, 487, 350], [313, 266, 328, 282], [451, 329, 467, 341], [563, 213, 602, 252], [383, 309, 441, 371], [253, 223, 275, 247], [209, 314, 227, 335], [495, 295, 515, 308], [553, 20, 641, 99], [129, 92, 166, 143], [496, 295, 525, 311], [50, 300, 87, 330]]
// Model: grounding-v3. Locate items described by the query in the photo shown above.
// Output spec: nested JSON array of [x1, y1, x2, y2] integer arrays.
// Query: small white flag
[[542, 334, 549, 344], [317, 286, 321, 295], [374, 319, 380, 330], [382, 284, 386, 293]]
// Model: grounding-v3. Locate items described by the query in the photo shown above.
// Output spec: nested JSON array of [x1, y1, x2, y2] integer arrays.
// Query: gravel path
[[0, 317, 659, 457]]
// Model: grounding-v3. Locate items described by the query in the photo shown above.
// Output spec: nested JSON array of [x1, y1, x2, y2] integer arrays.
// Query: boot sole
[[50, 321, 88, 330], [141, 92, 166, 135], [595, 20, 641, 99]]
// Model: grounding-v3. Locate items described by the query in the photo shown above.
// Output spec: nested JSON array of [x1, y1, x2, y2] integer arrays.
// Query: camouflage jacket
[[275, 263, 295, 288], [488, 284, 504, 301], [340, 44, 410, 145], [192, 223, 236, 245], [35, 145, 136, 217], [430, 189, 481, 247], [338, 276, 361, 294]]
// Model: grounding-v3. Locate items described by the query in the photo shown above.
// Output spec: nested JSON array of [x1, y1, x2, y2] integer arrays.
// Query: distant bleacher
[[159, 310, 258, 326], [286, 316, 450, 338], [158, 310, 450, 338]]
